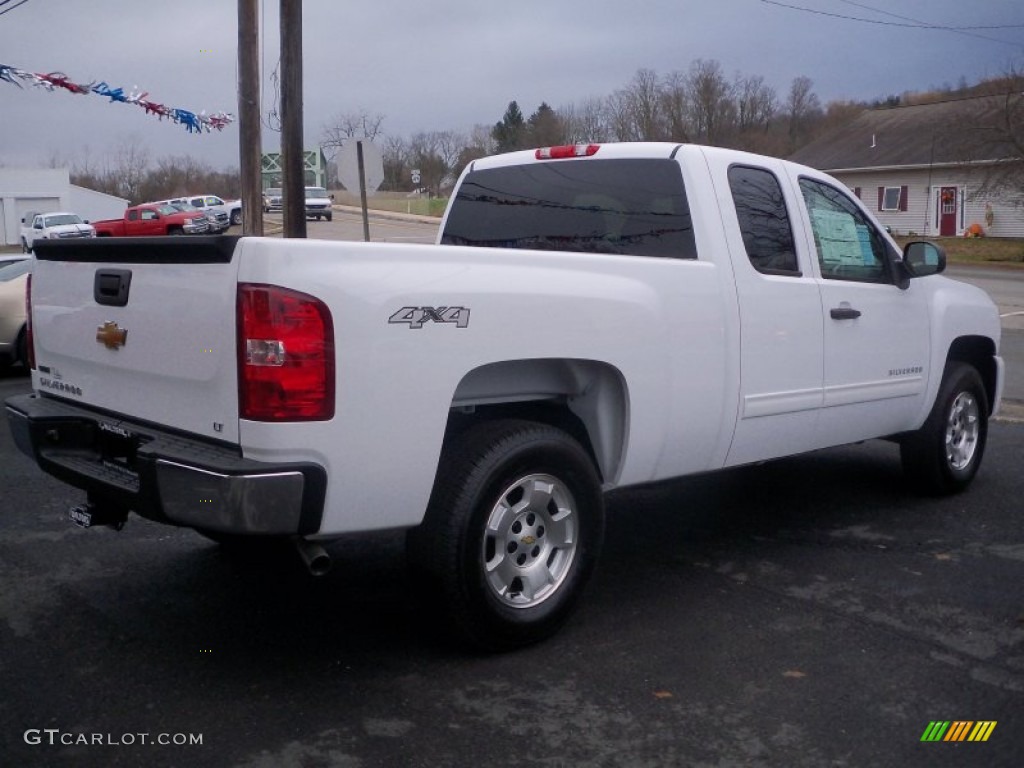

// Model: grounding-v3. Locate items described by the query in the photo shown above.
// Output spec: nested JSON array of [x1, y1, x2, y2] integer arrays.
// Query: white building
[[0, 168, 128, 246], [789, 96, 1024, 239]]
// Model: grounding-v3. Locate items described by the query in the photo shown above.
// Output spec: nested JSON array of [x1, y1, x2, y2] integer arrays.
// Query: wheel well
[[446, 359, 628, 484], [947, 336, 997, 415]]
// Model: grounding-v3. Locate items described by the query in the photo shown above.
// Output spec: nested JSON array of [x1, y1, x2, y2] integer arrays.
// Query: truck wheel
[[325, 213, 333, 222], [21, 238, 31, 254], [408, 420, 604, 650], [901, 362, 988, 495], [169, 227, 184, 236], [230, 210, 242, 226]]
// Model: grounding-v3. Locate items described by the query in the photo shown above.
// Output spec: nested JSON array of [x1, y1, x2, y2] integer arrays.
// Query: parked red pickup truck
[[92, 204, 209, 237]]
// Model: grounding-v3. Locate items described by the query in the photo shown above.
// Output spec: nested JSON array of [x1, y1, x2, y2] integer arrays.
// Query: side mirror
[[34, 223, 43, 230], [903, 241, 946, 278], [330, 194, 336, 200], [84, 219, 90, 224]]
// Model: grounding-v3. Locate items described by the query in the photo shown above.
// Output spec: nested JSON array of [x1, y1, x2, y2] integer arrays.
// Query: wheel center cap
[[521, 535, 536, 546]]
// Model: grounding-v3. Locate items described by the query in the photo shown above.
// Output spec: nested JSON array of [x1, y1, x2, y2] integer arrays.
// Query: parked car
[[92, 204, 209, 237], [263, 188, 283, 213], [0, 258, 30, 368], [168, 195, 241, 226], [161, 202, 229, 234], [20, 211, 95, 253], [304, 186, 334, 221]]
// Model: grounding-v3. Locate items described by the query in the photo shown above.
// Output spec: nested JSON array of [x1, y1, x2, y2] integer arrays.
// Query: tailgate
[[31, 237, 242, 443]]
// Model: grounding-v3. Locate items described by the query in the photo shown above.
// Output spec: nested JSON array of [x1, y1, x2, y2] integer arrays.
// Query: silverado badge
[[96, 321, 128, 350]]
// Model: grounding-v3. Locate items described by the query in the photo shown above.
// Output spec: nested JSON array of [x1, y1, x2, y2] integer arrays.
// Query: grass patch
[[333, 191, 447, 217], [895, 236, 1024, 266]]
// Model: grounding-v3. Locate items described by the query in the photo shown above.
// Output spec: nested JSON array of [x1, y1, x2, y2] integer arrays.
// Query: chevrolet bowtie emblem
[[96, 321, 128, 350]]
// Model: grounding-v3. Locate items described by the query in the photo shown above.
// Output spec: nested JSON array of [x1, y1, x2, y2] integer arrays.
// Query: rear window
[[442, 158, 697, 259]]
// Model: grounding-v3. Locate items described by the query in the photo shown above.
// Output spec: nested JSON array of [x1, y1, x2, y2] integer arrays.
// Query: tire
[[325, 213, 333, 222], [21, 238, 31, 254], [168, 227, 184, 236], [901, 362, 988, 495], [408, 420, 604, 651], [230, 209, 242, 226]]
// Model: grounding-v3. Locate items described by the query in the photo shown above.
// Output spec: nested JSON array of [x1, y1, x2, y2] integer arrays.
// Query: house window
[[880, 187, 903, 211]]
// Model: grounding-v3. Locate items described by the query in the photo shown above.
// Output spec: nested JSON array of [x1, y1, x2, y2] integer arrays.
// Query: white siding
[[832, 166, 1024, 238], [0, 169, 127, 245]]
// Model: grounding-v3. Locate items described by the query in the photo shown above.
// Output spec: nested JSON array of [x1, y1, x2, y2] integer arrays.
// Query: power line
[[0, 0, 32, 17], [759, 0, 1024, 47], [835, 0, 1023, 47]]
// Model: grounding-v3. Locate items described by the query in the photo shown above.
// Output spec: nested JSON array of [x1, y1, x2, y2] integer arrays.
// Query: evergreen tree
[[492, 101, 526, 153]]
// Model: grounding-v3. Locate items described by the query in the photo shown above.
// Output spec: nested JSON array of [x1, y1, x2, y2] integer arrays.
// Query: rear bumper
[[5, 393, 325, 535]]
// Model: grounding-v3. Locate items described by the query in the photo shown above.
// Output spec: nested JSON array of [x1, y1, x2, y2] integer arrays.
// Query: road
[[1, 366, 1021, 767]]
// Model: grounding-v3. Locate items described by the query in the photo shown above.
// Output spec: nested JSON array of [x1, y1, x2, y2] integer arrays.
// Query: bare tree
[[382, 135, 410, 191], [320, 109, 385, 152], [786, 76, 821, 150], [660, 71, 691, 142], [951, 67, 1024, 200], [687, 59, 736, 145], [559, 97, 610, 144]]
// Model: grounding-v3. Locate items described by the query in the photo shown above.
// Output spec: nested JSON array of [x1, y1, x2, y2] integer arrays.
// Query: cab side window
[[728, 165, 799, 275], [141, 209, 158, 221], [799, 178, 891, 284]]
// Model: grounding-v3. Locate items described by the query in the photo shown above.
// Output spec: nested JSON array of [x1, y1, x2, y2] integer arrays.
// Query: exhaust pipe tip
[[294, 537, 331, 576]]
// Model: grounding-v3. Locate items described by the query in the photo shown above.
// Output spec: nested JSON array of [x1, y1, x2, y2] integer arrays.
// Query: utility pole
[[237, 0, 263, 235], [280, 0, 306, 238]]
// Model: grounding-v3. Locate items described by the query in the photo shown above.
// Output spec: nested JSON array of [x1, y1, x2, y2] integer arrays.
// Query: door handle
[[830, 306, 861, 320]]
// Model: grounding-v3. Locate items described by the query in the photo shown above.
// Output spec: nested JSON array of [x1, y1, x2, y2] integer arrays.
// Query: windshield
[[305, 188, 328, 198], [43, 214, 84, 226], [156, 205, 180, 215], [265, 188, 282, 196]]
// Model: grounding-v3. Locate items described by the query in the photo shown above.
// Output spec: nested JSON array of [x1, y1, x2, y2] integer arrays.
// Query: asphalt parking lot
[[1, 368, 1021, 768]]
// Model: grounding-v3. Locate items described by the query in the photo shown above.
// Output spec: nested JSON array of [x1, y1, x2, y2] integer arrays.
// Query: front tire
[[230, 209, 242, 226], [901, 362, 988, 495], [408, 420, 604, 651], [21, 238, 31, 254]]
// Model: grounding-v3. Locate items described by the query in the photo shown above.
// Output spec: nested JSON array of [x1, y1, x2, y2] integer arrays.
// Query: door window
[[799, 178, 891, 284], [728, 165, 799, 275]]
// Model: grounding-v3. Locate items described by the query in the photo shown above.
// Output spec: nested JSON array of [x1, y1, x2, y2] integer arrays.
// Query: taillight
[[25, 272, 35, 370], [237, 283, 335, 421], [535, 144, 600, 160]]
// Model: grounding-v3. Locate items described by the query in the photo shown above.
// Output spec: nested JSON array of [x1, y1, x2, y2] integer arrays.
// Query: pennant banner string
[[0, 62, 234, 134]]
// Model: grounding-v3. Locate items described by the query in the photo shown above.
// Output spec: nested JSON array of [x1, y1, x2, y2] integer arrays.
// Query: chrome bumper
[[5, 393, 325, 535]]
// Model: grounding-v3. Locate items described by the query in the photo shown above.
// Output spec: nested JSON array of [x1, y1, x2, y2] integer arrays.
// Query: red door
[[939, 186, 958, 236]]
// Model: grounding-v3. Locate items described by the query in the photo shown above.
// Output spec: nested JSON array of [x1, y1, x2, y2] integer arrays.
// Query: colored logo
[[96, 321, 128, 350], [920, 721, 997, 742]]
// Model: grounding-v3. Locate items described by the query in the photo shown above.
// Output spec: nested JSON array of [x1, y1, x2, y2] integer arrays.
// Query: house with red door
[[789, 95, 1024, 238]]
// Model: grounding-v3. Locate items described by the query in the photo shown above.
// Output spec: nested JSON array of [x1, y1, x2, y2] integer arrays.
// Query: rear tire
[[901, 362, 988, 495], [230, 209, 242, 226], [408, 420, 604, 651], [21, 238, 31, 254]]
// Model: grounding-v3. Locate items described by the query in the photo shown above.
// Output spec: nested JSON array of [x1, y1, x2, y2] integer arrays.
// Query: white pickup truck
[[20, 211, 96, 252], [6, 143, 1003, 650]]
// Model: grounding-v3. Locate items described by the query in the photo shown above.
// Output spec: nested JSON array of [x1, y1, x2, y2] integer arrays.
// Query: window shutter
[[899, 185, 908, 212], [877, 187, 884, 211]]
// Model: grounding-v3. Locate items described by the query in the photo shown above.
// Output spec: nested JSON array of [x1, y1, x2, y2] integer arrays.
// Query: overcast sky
[[1, 0, 1021, 171]]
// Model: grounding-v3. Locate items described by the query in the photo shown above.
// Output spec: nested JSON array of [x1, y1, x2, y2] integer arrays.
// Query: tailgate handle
[[94, 269, 132, 307]]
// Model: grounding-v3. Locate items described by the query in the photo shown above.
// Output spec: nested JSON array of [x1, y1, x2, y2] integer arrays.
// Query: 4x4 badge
[[96, 321, 128, 350]]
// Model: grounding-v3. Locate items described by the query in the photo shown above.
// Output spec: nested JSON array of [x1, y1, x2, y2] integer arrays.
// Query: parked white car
[[20, 212, 95, 253], [156, 195, 242, 226]]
